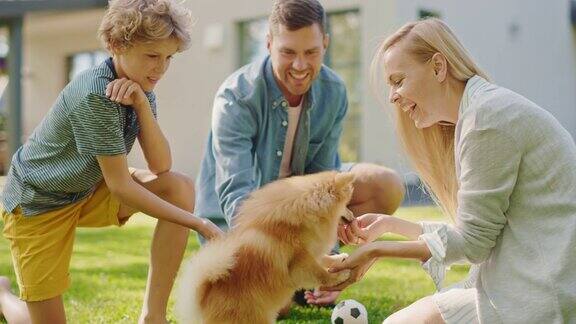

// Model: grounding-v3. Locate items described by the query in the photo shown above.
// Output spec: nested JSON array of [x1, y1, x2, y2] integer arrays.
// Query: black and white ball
[[331, 299, 368, 324]]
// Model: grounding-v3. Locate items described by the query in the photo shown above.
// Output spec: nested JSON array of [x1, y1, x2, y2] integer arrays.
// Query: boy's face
[[112, 37, 180, 92], [267, 23, 329, 104]]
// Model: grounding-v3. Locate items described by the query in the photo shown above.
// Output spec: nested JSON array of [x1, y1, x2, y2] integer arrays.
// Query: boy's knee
[[157, 171, 195, 198]]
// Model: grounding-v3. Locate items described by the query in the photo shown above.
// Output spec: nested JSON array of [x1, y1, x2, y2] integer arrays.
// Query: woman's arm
[[340, 213, 424, 244], [321, 240, 432, 291], [379, 215, 424, 240], [443, 126, 520, 264], [368, 240, 431, 261]]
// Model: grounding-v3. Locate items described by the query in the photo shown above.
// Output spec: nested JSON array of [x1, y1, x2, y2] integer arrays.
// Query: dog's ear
[[302, 173, 354, 215], [335, 172, 355, 189], [305, 184, 337, 214]]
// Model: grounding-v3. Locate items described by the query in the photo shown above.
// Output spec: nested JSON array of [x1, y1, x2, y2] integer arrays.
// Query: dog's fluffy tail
[[175, 239, 236, 323]]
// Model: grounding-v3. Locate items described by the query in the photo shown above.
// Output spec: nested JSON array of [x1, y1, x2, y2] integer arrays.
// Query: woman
[[327, 18, 576, 324], [0, 1, 222, 323]]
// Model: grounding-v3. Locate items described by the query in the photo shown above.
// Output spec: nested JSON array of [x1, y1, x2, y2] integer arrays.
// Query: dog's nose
[[340, 208, 355, 224]]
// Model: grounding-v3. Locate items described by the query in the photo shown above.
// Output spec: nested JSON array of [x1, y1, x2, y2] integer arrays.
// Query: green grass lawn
[[0, 206, 469, 323]]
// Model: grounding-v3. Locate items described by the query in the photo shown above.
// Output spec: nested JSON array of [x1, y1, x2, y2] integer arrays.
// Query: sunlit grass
[[0, 206, 467, 323]]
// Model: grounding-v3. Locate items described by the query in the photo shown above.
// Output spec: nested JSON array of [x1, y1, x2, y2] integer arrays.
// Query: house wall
[[19, 1, 576, 183]]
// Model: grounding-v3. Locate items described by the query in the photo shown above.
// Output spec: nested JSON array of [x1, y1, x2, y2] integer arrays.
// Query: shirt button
[[281, 101, 287, 108], [273, 101, 277, 106], [282, 120, 288, 127], [276, 150, 283, 157]]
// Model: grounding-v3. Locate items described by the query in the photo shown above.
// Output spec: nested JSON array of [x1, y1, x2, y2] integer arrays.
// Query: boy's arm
[[96, 154, 221, 239], [133, 99, 172, 174], [106, 78, 172, 175]]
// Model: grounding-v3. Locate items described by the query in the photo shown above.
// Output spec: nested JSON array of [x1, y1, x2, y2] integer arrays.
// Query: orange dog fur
[[176, 171, 355, 323]]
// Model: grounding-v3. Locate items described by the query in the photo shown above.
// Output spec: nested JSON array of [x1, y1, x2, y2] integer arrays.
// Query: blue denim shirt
[[195, 55, 348, 226]]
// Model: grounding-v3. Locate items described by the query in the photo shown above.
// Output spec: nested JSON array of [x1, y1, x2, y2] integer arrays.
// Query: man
[[195, 0, 404, 311]]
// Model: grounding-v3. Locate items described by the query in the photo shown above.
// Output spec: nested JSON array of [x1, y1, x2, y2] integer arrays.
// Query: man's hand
[[304, 289, 341, 306]]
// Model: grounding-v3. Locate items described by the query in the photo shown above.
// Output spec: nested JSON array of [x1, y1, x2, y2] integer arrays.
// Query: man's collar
[[264, 55, 317, 111]]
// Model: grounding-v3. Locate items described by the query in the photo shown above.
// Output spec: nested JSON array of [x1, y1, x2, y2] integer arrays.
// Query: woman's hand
[[320, 243, 378, 291], [106, 78, 148, 110], [339, 213, 392, 245]]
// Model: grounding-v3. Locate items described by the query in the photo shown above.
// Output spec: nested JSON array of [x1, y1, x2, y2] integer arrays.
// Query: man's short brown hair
[[269, 0, 327, 35]]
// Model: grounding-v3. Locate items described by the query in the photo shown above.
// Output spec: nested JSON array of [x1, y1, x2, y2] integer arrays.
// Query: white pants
[[433, 288, 479, 324]]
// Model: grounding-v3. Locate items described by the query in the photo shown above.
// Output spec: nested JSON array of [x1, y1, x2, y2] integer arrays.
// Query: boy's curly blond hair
[[98, 0, 193, 52]]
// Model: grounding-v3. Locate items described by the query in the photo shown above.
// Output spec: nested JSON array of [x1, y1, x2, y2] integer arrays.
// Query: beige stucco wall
[[19, 0, 576, 182], [23, 9, 105, 137], [20, 1, 402, 180], [158, 0, 403, 178]]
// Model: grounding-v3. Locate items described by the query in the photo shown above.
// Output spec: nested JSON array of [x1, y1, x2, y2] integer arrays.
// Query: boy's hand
[[106, 78, 148, 110], [198, 219, 224, 241]]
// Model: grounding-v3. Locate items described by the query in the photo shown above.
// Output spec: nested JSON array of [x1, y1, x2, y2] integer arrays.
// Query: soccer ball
[[331, 299, 368, 324]]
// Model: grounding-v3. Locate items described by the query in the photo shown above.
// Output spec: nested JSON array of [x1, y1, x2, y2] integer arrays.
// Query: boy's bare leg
[[0, 276, 32, 324], [26, 296, 65, 324], [117, 170, 195, 324]]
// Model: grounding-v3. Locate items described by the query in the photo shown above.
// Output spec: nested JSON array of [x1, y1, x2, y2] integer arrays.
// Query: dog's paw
[[331, 253, 348, 264], [326, 269, 351, 286], [322, 253, 348, 268]]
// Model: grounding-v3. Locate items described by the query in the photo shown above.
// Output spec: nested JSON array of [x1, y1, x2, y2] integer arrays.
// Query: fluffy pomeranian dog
[[176, 171, 355, 324]]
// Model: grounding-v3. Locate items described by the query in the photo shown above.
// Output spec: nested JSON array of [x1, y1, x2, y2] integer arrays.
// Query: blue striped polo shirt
[[1, 58, 157, 216]]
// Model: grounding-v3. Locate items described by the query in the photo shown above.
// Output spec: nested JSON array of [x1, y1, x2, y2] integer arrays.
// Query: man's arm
[[211, 90, 258, 226]]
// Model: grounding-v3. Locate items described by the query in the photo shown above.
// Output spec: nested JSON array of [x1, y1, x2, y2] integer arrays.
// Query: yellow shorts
[[1, 182, 134, 302]]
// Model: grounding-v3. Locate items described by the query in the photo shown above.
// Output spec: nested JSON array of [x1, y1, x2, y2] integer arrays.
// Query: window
[[237, 10, 361, 162], [66, 50, 108, 83], [418, 9, 441, 19], [0, 28, 8, 175], [238, 18, 269, 66], [0, 30, 7, 75], [325, 11, 361, 162]]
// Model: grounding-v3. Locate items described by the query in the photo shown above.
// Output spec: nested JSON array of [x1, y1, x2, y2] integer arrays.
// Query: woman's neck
[[444, 78, 467, 124]]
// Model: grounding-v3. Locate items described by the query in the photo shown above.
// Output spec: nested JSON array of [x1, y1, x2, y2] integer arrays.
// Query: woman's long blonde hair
[[371, 18, 489, 219]]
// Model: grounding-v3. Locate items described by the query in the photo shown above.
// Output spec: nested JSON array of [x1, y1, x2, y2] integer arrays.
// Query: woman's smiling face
[[383, 40, 449, 129]]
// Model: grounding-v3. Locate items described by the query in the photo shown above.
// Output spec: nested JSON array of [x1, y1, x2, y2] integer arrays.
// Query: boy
[[0, 1, 221, 323]]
